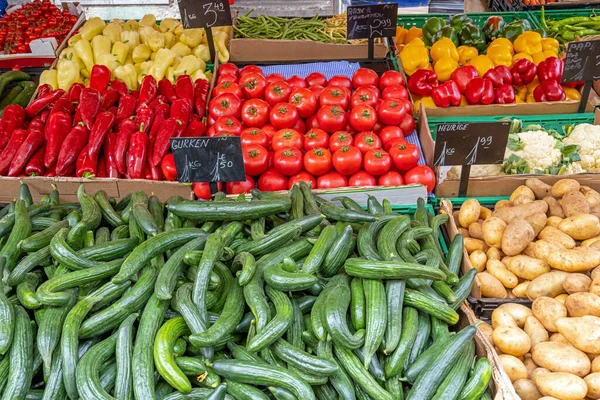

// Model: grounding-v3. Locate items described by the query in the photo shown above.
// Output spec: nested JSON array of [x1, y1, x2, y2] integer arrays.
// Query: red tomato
[[384, 137, 408, 152], [258, 169, 288, 191], [272, 129, 303, 151], [292, 118, 306, 134], [218, 63, 238, 78], [242, 145, 269, 176], [286, 75, 307, 89], [352, 68, 379, 89], [265, 73, 285, 84], [206, 126, 216, 136], [328, 75, 352, 90], [319, 86, 350, 110], [262, 124, 278, 142], [329, 131, 353, 153], [377, 99, 408, 126], [332, 145, 362, 176], [161, 153, 177, 181], [289, 88, 317, 119], [213, 116, 243, 136], [379, 70, 405, 90], [305, 115, 320, 130], [381, 84, 409, 101], [304, 147, 332, 176], [404, 165, 436, 192], [389, 142, 420, 171], [350, 87, 378, 109], [269, 103, 299, 130], [305, 72, 327, 87], [273, 147, 303, 176], [349, 105, 377, 132], [378, 171, 404, 187], [317, 171, 348, 189], [209, 93, 242, 120], [308, 85, 325, 100], [354, 131, 382, 154], [226, 175, 255, 194], [240, 99, 270, 128], [349, 171, 377, 186], [304, 128, 329, 151], [212, 81, 243, 98], [317, 105, 347, 133], [363, 149, 392, 176], [193, 182, 222, 200], [379, 126, 405, 147], [399, 114, 416, 135], [217, 73, 238, 85], [288, 172, 317, 189], [239, 65, 262, 77], [241, 128, 269, 149], [264, 81, 292, 106], [239, 72, 267, 99]]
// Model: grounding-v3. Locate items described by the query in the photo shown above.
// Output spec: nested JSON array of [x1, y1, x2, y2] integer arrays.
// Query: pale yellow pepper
[[114, 64, 138, 90], [74, 39, 94, 73], [514, 31, 543, 55], [486, 45, 513, 67], [433, 57, 459, 82], [67, 33, 81, 47], [139, 14, 156, 27], [164, 32, 177, 49], [214, 31, 230, 63], [513, 52, 534, 63], [80, 17, 106, 41], [147, 31, 166, 52], [489, 38, 514, 55], [39, 69, 58, 90], [103, 22, 122, 44], [159, 18, 180, 33], [400, 41, 430, 76], [166, 66, 176, 83], [431, 38, 459, 63], [140, 61, 154, 77], [57, 59, 82, 90], [174, 55, 201, 77], [467, 55, 494, 77], [132, 44, 151, 64], [60, 47, 86, 73], [532, 50, 558, 65], [120, 30, 140, 51], [542, 37, 559, 53], [180, 29, 205, 48], [123, 20, 138, 31], [112, 42, 130, 65], [193, 45, 210, 63], [96, 53, 119, 72], [563, 86, 582, 101], [125, 54, 134, 66], [91, 35, 111, 63], [171, 42, 192, 57], [138, 26, 155, 46], [150, 48, 175, 81], [457, 46, 478, 65], [192, 69, 208, 82]]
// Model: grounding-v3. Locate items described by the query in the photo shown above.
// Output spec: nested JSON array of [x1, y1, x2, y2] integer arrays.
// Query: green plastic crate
[[430, 196, 509, 208], [528, 8, 600, 32], [397, 11, 540, 30]]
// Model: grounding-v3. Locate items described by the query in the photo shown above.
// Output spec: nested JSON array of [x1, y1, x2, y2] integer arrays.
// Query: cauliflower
[[563, 124, 600, 173], [503, 130, 563, 174], [447, 165, 504, 180]]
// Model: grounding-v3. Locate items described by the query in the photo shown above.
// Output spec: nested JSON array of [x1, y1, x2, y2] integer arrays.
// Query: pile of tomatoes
[[0, 0, 78, 54], [194, 63, 436, 198]]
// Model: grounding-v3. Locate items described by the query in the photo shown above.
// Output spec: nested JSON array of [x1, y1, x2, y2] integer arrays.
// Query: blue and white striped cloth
[[258, 61, 361, 80]]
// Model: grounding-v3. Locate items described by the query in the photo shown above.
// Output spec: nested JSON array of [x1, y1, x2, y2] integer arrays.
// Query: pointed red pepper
[[146, 157, 163, 181], [533, 80, 566, 102], [0, 104, 25, 150], [8, 118, 45, 176], [127, 128, 148, 179], [55, 122, 89, 176], [25, 145, 46, 176], [449, 66, 478, 94], [96, 153, 107, 178], [104, 132, 119, 178], [136, 105, 154, 134], [76, 145, 97, 178], [510, 58, 537, 86], [101, 89, 120, 110], [37, 84, 52, 98], [131, 90, 139, 99], [115, 118, 138, 175], [49, 97, 74, 115], [148, 95, 168, 110], [483, 66, 512, 88], [25, 89, 65, 118], [194, 78, 209, 118], [408, 69, 439, 97], [170, 98, 192, 136], [138, 75, 158, 109], [116, 94, 137, 122], [431, 81, 461, 108], [159, 78, 177, 103], [0, 128, 28, 175], [89, 65, 111, 93], [67, 83, 85, 104], [111, 79, 129, 96], [495, 84, 516, 104], [88, 111, 116, 160], [182, 119, 207, 137], [44, 111, 73, 169], [465, 77, 495, 105], [537, 56, 563, 83], [176, 75, 194, 103], [78, 88, 102, 129], [148, 102, 170, 147], [151, 118, 181, 167]]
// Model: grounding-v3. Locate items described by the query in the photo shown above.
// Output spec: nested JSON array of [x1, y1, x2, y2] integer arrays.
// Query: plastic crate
[[528, 8, 600, 31], [397, 11, 540, 30], [468, 297, 532, 323]]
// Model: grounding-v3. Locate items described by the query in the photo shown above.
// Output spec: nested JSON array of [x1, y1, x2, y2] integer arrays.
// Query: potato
[[563, 273, 592, 294], [486, 260, 518, 288], [592, 355, 600, 372], [492, 200, 549, 224], [511, 185, 536, 202], [507, 255, 551, 281], [500, 354, 528, 382], [525, 315, 549, 347], [585, 372, 600, 399], [538, 226, 576, 249], [467, 221, 483, 240], [556, 316, 600, 354], [591, 241, 600, 250], [538, 397, 560, 400], [481, 217, 506, 248], [527, 271, 569, 300], [525, 212, 548, 236], [526, 178, 553, 200], [464, 238, 486, 254], [581, 186, 600, 208], [565, 292, 600, 317], [532, 296, 567, 332], [532, 341, 591, 377], [593, 267, 600, 281], [478, 272, 507, 298], [550, 333, 570, 344], [492, 307, 518, 329], [554, 293, 568, 304], [513, 281, 530, 298], [524, 354, 537, 378], [469, 250, 487, 272], [581, 236, 600, 247], [552, 179, 581, 198], [459, 227, 470, 238], [562, 190, 590, 217], [558, 214, 600, 240], [493, 325, 531, 356], [486, 246, 503, 261], [513, 194, 533, 205], [514, 378, 543, 400], [501, 218, 536, 256], [499, 303, 533, 327], [479, 206, 492, 220], [479, 321, 493, 344], [548, 247, 600, 272], [544, 197, 566, 218], [458, 199, 480, 228], [546, 215, 564, 227], [523, 242, 537, 257], [534, 239, 566, 263], [495, 200, 513, 210], [535, 372, 588, 400], [531, 367, 551, 382]]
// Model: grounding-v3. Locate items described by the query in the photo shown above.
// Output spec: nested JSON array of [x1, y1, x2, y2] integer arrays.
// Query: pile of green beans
[[541, 7, 600, 43]]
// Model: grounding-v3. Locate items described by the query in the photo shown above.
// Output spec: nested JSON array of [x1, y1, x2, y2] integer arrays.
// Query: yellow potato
[[581, 186, 600, 209], [467, 221, 483, 240], [591, 241, 600, 250], [513, 194, 533, 205], [535, 372, 588, 400], [532, 367, 551, 382], [550, 333, 570, 344], [514, 378, 543, 400], [593, 267, 600, 281], [459, 227, 470, 238], [527, 271, 570, 300], [538, 226, 576, 249], [592, 355, 600, 372], [548, 247, 600, 272], [513, 281, 530, 298], [506, 255, 550, 281], [482, 217, 507, 248], [532, 296, 567, 332], [534, 239, 566, 263], [523, 242, 537, 257], [544, 197, 566, 218], [563, 273, 592, 294], [565, 292, 600, 317], [498, 303, 533, 327], [478, 321, 493, 344], [478, 272, 507, 298], [511, 185, 536, 202], [546, 215, 564, 227], [524, 354, 538, 378], [479, 206, 492, 220], [526, 178, 553, 200], [562, 190, 590, 217], [558, 214, 600, 240], [531, 341, 591, 377], [464, 238, 487, 254], [554, 293, 568, 304], [524, 315, 549, 347], [538, 397, 560, 400], [486, 246, 503, 261], [552, 178, 581, 198], [492, 200, 549, 224], [500, 354, 528, 382], [556, 316, 600, 354], [491, 307, 519, 329], [495, 200, 513, 210], [493, 325, 531, 356], [486, 260, 518, 288], [585, 372, 600, 399], [581, 236, 600, 247], [525, 212, 548, 236], [458, 199, 481, 228], [469, 250, 487, 272]]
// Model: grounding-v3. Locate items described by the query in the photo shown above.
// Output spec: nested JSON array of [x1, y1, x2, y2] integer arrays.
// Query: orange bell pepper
[[405, 26, 423, 43], [396, 26, 408, 45]]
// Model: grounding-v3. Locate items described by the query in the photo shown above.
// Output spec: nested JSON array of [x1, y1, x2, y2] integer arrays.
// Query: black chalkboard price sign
[[562, 40, 600, 113], [347, 3, 398, 59], [170, 136, 246, 185]]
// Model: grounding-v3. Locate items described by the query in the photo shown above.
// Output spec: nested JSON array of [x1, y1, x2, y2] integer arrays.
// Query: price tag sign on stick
[[347, 3, 398, 59], [562, 40, 600, 113], [178, 0, 232, 63], [434, 122, 510, 197]]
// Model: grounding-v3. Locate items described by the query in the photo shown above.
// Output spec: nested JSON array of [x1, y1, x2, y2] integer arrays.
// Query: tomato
[[218, 62, 238, 78], [272, 129, 303, 151], [258, 169, 288, 191], [381, 84, 409, 101], [349, 171, 377, 186], [213, 116, 243, 136], [329, 131, 353, 153], [262, 124, 278, 142], [304, 148, 332, 176], [239, 65, 262, 77], [209, 93, 242, 120], [217, 73, 238, 85], [161, 153, 177, 181], [389, 142, 420, 171], [384, 137, 408, 152], [305, 72, 327, 87], [273, 147, 303, 176], [332, 145, 362, 176], [404, 165, 436, 192], [304, 128, 329, 151], [352, 68, 379, 89], [308, 85, 324, 100], [289, 88, 317, 119], [350, 87, 378, 108], [377, 99, 408, 126], [306, 115, 320, 130], [316, 105, 347, 133], [240, 128, 269, 149], [240, 98, 270, 128], [265, 73, 285, 84], [212, 81, 242, 99], [264, 81, 291, 106], [320, 86, 350, 110], [286, 75, 307, 89], [399, 114, 416, 135], [193, 182, 222, 200], [317, 171, 348, 189], [242, 144, 269, 176], [288, 172, 316, 189], [363, 149, 392, 176], [226, 175, 255, 194], [269, 103, 299, 130], [328, 75, 352, 90], [379, 70, 405, 90], [378, 171, 404, 187], [239, 72, 267, 99], [292, 118, 305, 134], [379, 126, 405, 147], [349, 105, 377, 132], [206, 126, 216, 136]]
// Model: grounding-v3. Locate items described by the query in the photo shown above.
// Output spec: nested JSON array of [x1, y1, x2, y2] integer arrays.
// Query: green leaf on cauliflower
[[524, 124, 544, 132], [503, 154, 530, 175], [507, 134, 522, 151], [509, 119, 522, 135], [563, 124, 574, 137]]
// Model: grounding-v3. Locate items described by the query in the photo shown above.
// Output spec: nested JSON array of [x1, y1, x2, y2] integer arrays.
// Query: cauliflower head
[[563, 123, 600, 173], [504, 130, 562, 174]]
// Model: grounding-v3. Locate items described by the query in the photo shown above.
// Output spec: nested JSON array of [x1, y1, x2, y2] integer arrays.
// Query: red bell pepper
[[44, 111, 72, 169], [159, 79, 177, 103], [111, 79, 129, 96], [101, 89, 120, 110], [55, 122, 89, 176], [148, 102, 170, 146], [465, 77, 495, 105], [8, 119, 45, 176], [115, 118, 138, 175], [0, 128, 28, 175], [89, 65, 111, 93], [88, 111, 116, 160], [537, 56, 563, 83], [116, 94, 137, 122], [194, 78, 209, 117], [108, 106, 118, 116], [37, 84, 52, 98], [0, 104, 25, 150], [431, 81, 461, 108], [25, 145, 45, 176], [138, 75, 158, 109], [161, 153, 177, 181], [182, 120, 207, 137], [78, 88, 102, 129], [450, 65, 478, 94], [148, 95, 168, 110], [136, 105, 154, 134], [175, 75, 194, 103], [408, 69, 439, 97], [25, 89, 65, 119], [510, 58, 537, 86], [49, 97, 74, 115], [104, 132, 119, 178], [483, 66, 512, 88], [67, 83, 85, 104], [495, 84, 516, 104], [533, 80, 566, 102], [96, 154, 107, 178], [170, 98, 192, 135], [151, 118, 181, 167], [76, 145, 97, 178], [127, 129, 148, 179]]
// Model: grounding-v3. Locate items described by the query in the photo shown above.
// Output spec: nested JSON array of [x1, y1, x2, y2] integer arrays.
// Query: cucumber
[[94, 227, 110, 244], [271, 338, 338, 376], [405, 334, 454, 384], [320, 203, 375, 223], [93, 191, 124, 227], [356, 215, 395, 261], [154, 317, 192, 393], [192, 233, 223, 325], [323, 275, 365, 350], [131, 191, 158, 236], [232, 252, 255, 286], [0, 258, 14, 355], [431, 317, 450, 342], [376, 216, 411, 261], [115, 313, 137, 400], [384, 306, 418, 378], [345, 258, 446, 281], [302, 224, 337, 274], [19, 220, 69, 253], [76, 332, 117, 400], [167, 199, 291, 221], [458, 357, 492, 400], [264, 261, 318, 291], [174, 284, 212, 360], [207, 384, 227, 400], [111, 225, 130, 241], [384, 280, 405, 355], [49, 228, 107, 271], [404, 289, 460, 324], [43, 347, 66, 400], [246, 286, 293, 353], [16, 273, 42, 309], [350, 277, 366, 331], [408, 310, 432, 366], [226, 380, 269, 400], [148, 195, 165, 231], [76, 237, 140, 262], [311, 275, 346, 341], [19, 182, 33, 206], [8, 245, 52, 286], [446, 234, 464, 276], [0, 200, 31, 269], [290, 184, 304, 219], [3, 306, 34, 400], [236, 224, 302, 257], [77, 185, 102, 231], [362, 279, 386, 369], [334, 346, 393, 400], [451, 269, 477, 311], [432, 340, 475, 400], [320, 225, 354, 277], [367, 195, 383, 214]]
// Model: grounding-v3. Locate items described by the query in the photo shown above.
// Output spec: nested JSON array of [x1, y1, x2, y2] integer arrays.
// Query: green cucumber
[[320, 225, 354, 277], [384, 280, 405, 355], [264, 260, 317, 291], [226, 380, 269, 400], [115, 313, 137, 400], [19, 182, 33, 206], [94, 227, 110, 244], [235, 224, 302, 257], [77, 185, 101, 231], [154, 317, 192, 393], [287, 298, 304, 349], [0, 258, 14, 355], [111, 225, 130, 241], [167, 199, 291, 221], [376, 216, 411, 261], [333, 196, 363, 212], [301, 224, 337, 274], [16, 273, 42, 310], [384, 306, 419, 378], [350, 277, 366, 331], [76, 332, 117, 400], [446, 233, 464, 276], [320, 203, 375, 223], [19, 220, 69, 253], [323, 275, 365, 350], [246, 286, 293, 353], [451, 269, 477, 311], [49, 228, 106, 271], [334, 346, 393, 400], [250, 217, 266, 240], [356, 215, 395, 261], [43, 347, 66, 400], [131, 191, 158, 236], [458, 357, 492, 400], [363, 278, 386, 368], [148, 195, 165, 231], [271, 338, 338, 375], [0, 200, 31, 269], [345, 258, 446, 281], [367, 195, 383, 214], [290, 184, 304, 219], [174, 284, 212, 361], [404, 289, 460, 324], [433, 340, 475, 400], [94, 191, 124, 227], [6, 244, 50, 286], [192, 233, 223, 324], [76, 237, 140, 262], [408, 310, 432, 366], [3, 306, 34, 400], [232, 252, 255, 286], [311, 275, 346, 341]]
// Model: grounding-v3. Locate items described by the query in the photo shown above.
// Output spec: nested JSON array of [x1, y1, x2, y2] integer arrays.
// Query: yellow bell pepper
[[147, 31, 165, 52], [173, 24, 184, 37], [80, 17, 106, 41], [516, 96, 525, 104], [164, 32, 176, 49], [405, 38, 425, 47], [150, 48, 175, 81], [433, 57, 458, 82], [91, 35, 111, 63], [173, 54, 201, 77], [513, 52, 533, 63], [60, 47, 86, 72], [114, 64, 138, 90], [171, 42, 192, 58], [457, 46, 478, 65], [563, 86, 582, 101], [395, 27, 407, 45], [103, 23, 122, 44], [140, 61, 154, 77], [532, 50, 558, 65], [67, 33, 81, 47], [516, 86, 527, 101], [514, 31, 543, 55], [159, 18, 180, 33], [400, 43, 430, 76], [214, 31, 230, 63], [57, 59, 82, 91], [405, 27, 423, 43], [193, 45, 210, 62], [96, 53, 119, 72], [39, 70, 58, 90], [123, 20, 138, 31], [414, 96, 436, 109], [120, 30, 140, 51], [486, 45, 513, 67], [139, 14, 156, 27], [431, 38, 459, 62], [489, 38, 514, 55], [132, 44, 151, 64], [74, 38, 94, 73], [125, 54, 134, 66], [526, 93, 536, 103], [527, 77, 539, 94], [205, 70, 213, 83], [192, 69, 208, 82], [542, 37, 559, 53], [460, 96, 469, 106], [180, 29, 204, 48], [467, 55, 494, 77], [112, 42, 130, 65]]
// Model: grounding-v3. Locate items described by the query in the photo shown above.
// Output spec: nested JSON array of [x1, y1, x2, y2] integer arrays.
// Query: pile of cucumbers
[[0, 70, 36, 114], [0, 181, 492, 400]]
